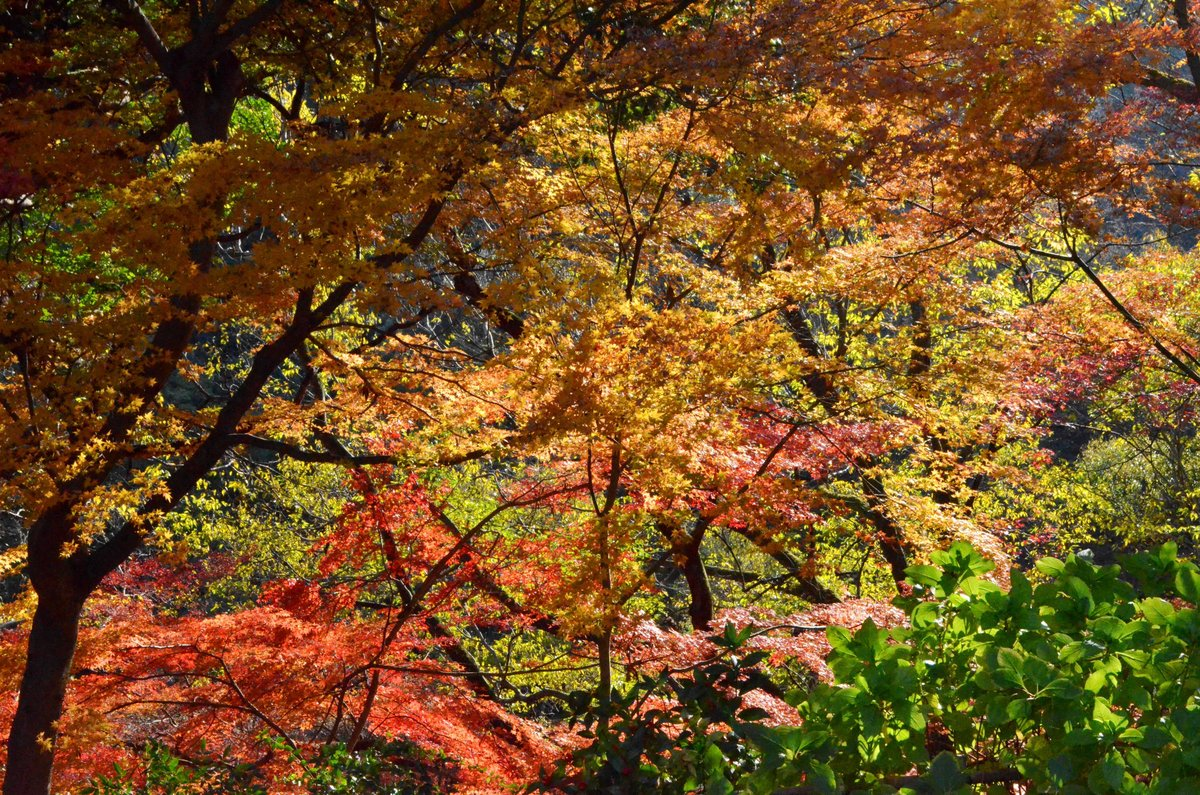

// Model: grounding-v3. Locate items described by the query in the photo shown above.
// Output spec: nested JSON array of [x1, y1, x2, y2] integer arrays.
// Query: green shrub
[[546, 543, 1200, 794]]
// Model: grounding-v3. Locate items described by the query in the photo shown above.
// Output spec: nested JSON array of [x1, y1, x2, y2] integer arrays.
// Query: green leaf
[[906, 564, 942, 587], [1060, 639, 1104, 663], [703, 774, 734, 795], [777, 727, 811, 754], [1006, 699, 1031, 722], [1010, 570, 1033, 605], [1092, 698, 1127, 730], [719, 621, 752, 648], [1100, 751, 1125, 790], [897, 702, 927, 731], [926, 752, 966, 794], [993, 647, 1025, 688], [1047, 754, 1075, 787], [860, 704, 885, 737], [1137, 724, 1172, 750], [911, 601, 941, 629], [1118, 727, 1145, 744], [1176, 566, 1200, 605], [1036, 557, 1066, 577], [1137, 598, 1176, 629], [1065, 728, 1100, 747], [826, 626, 853, 651], [1085, 668, 1111, 694], [806, 761, 837, 795], [737, 707, 771, 723]]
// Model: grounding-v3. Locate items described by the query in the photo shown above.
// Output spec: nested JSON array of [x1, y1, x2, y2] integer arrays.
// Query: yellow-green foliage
[[459, 629, 602, 715], [980, 435, 1200, 553], [162, 459, 351, 607]]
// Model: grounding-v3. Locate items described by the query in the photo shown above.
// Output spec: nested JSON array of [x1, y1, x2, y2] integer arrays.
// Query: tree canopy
[[3, 0, 1200, 793]]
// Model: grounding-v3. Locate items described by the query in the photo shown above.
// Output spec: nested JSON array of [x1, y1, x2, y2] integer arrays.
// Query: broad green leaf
[[1175, 566, 1200, 605], [1036, 557, 1066, 577], [926, 752, 965, 794], [1140, 597, 1175, 626]]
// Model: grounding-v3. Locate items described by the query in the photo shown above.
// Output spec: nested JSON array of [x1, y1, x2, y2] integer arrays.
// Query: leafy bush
[[80, 743, 262, 795], [548, 543, 1200, 793]]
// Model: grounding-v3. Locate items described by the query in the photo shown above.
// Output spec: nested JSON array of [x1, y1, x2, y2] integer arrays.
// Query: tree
[[0, 2, 760, 791], [8, 1, 1200, 792]]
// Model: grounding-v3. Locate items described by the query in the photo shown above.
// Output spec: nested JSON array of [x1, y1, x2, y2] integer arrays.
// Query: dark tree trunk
[[425, 615, 495, 698], [4, 590, 82, 795], [863, 475, 909, 585], [680, 540, 715, 630], [876, 530, 910, 585], [656, 521, 717, 631], [767, 548, 841, 604]]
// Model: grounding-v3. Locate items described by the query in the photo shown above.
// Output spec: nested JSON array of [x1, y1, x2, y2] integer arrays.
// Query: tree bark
[[679, 538, 715, 630], [728, 527, 840, 604], [655, 521, 717, 630], [862, 475, 909, 585], [4, 587, 82, 795]]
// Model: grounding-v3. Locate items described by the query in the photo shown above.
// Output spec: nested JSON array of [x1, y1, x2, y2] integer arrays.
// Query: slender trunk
[[876, 530, 910, 585], [680, 542, 714, 631], [346, 671, 381, 753], [657, 521, 717, 631], [863, 475, 909, 585], [597, 629, 613, 715], [595, 485, 614, 778], [595, 627, 614, 779], [4, 593, 82, 795]]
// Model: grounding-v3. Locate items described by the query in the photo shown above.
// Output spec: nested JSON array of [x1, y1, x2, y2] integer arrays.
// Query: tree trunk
[[4, 591, 82, 795], [655, 521, 717, 631], [863, 475, 909, 585], [768, 549, 842, 604], [680, 541, 715, 631]]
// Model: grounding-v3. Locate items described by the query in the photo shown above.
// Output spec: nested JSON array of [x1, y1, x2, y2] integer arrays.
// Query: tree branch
[[227, 433, 395, 466], [106, 0, 172, 71], [214, 0, 284, 51]]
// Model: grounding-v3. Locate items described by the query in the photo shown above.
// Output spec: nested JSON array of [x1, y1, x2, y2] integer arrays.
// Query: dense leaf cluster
[[554, 544, 1200, 793]]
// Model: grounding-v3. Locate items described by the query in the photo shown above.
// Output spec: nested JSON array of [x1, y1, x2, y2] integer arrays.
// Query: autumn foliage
[[4, 0, 1200, 793]]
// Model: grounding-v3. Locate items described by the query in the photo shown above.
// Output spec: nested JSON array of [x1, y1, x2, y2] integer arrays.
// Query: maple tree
[[5, 0, 1200, 793], [1, 1, 773, 790]]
